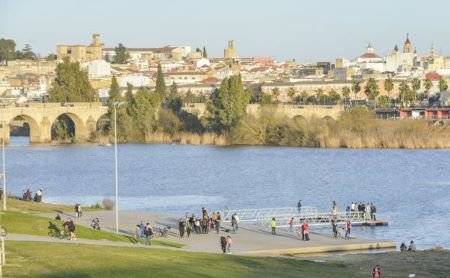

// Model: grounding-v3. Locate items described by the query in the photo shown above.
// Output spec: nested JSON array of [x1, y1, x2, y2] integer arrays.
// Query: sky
[[1, 0, 449, 63]]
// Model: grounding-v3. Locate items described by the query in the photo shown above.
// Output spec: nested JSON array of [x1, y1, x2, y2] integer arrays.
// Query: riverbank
[[3, 200, 449, 277]]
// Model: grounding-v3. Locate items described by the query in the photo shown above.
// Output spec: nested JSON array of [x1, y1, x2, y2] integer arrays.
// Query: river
[[6, 136, 450, 249]]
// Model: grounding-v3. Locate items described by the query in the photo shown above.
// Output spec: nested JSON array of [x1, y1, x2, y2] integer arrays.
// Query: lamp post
[[1, 104, 6, 212], [112, 101, 123, 234]]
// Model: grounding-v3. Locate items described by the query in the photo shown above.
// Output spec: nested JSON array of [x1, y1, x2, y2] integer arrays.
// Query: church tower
[[403, 33, 413, 53]]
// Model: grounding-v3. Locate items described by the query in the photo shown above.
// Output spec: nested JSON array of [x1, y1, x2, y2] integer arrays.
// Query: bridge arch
[[51, 112, 89, 143], [6, 114, 41, 144]]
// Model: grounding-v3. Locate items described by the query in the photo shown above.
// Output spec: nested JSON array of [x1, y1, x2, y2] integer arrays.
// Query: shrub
[[102, 198, 115, 210]]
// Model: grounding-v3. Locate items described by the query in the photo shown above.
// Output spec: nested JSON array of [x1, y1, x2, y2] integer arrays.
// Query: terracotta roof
[[360, 52, 380, 59]]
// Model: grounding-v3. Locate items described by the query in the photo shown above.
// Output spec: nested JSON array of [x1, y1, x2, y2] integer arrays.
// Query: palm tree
[[352, 81, 361, 102], [287, 87, 296, 103], [341, 86, 351, 105], [384, 78, 394, 106], [424, 78, 433, 102], [439, 77, 448, 92], [364, 78, 379, 107], [411, 77, 421, 104]]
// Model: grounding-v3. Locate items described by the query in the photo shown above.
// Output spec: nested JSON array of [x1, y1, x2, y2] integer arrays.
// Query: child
[[220, 236, 227, 254], [226, 235, 233, 254]]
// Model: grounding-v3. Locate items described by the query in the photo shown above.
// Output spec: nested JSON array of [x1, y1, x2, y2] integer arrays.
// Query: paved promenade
[[38, 210, 395, 256]]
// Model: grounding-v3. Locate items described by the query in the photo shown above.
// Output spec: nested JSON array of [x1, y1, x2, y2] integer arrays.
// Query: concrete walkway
[[37, 210, 395, 256]]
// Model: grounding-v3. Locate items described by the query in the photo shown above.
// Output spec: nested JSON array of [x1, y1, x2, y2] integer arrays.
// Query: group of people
[[282, 217, 311, 241], [62, 218, 76, 240], [74, 203, 83, 218], [400, 240, 416, 252], [135, 221, 154, 246], [90, 218, 101, 230], [22, 188, 43, 202], [331, 219, 352, 238], [177, 207, 233, 238], [347, 202, 377, 220]]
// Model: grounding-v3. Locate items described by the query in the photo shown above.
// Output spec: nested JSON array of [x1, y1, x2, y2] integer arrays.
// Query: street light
[[112, 101, 124, 234], [1, 104, 6, 212]]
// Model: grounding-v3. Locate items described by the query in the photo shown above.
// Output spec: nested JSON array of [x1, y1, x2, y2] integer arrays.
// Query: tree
[[287, 87, 296, 103], [15, 43, 37, 60], [167, 82, 183, 113], [352, 81, 361, 100], [0, 38, 16, 64], [315, 88, 325, 104], [328, 89, 340, 103], [48, 58, 95, 102], [155, 63, 166, 100], [202, 46, 208, 58], [113, 43, 129, 64], [44, 53, 57, 61], [207, 75, 250, 132], [104, 53, 111, 63], [128, 87, 161, 135], [272, 87, 280, 103], [384, 78, 394, 99], [399, 81, 414, 107], [424, 78, 433, 101], [439, 77, 448, 92], [107, 75, 122, 106], [342, 86, 350, 104], [378, 95, 389, 108], [364, 78, 379, 105], [411, 77, 421, 103]]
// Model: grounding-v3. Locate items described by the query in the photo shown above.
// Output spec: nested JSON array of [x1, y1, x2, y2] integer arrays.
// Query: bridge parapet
[[0, 102, 108, 144]]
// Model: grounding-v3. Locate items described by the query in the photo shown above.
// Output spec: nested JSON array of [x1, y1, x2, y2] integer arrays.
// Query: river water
[[6, 136, 450, 249]]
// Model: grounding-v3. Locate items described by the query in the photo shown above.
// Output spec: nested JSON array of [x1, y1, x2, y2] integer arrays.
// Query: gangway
[[221, 207, 384, 227]]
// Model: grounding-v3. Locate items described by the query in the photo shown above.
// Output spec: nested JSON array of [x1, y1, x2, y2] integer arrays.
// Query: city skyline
[[1, 0, 450, 62]]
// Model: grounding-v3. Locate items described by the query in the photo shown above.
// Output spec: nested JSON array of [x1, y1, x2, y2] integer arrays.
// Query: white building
[[356, 43, 384, 72], [81, 60, 112, 79], [119, 75, 151, 87]]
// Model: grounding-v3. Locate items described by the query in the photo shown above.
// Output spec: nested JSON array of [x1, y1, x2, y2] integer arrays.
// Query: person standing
[[220, 236, 227, 254], [345, 220, 352, 238], [178, 218, 186, 238], [226, 235, 233, 254], [351, 202, 356, 212], [140, 221, 145, 238], [186, 219, 192, 238], [215, 212, 221, 234], [301, 221, 306, 240], [289, 217, 295, 232], [372, 265, 381, 278], [297, 200, 302, 214], [304, 222, 310, 241], [331, 219, 338, 238], [67, 218, 76, 240], [371, 203, 377, 220], [135, 224, 141, 240], [332, 201, 338, 220], [408, 241, 416, 251], [271, 217, 277, 235], [145, 223, 153, 246]]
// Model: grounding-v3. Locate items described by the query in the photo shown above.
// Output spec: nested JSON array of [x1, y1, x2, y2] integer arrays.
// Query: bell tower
[[403, 33, 413, 53]]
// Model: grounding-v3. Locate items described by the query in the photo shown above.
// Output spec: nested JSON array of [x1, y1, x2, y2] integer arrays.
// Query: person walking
[[215, 212, 221, 234], [220, 236, 227, 254], [289, 217, 295, 232], [271, 217, 277, 235], [297, 200, 302, 213], [345, 220, 352, 238], [140, 221, 146, 238], [226, 235, 233, 254], [301, 221, 307, 240], [332, 201, 338, 220]]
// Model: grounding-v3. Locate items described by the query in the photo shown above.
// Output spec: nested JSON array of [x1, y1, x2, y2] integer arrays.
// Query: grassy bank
[[4, 241, 354, 277], [1, 200, 182, 248], [6, 198, 103, 214], [5, 241, 449, 277]]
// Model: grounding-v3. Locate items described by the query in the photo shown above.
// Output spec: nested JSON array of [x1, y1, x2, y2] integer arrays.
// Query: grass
[[1, 210, 182, 248], [7, 198, 104, 214], [4, 241, 357, 278]]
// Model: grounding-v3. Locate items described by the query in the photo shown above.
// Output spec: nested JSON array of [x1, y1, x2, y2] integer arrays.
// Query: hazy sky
[[1, 0, 449, 62]]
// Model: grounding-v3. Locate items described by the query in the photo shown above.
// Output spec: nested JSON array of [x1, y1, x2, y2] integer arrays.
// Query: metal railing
[[221, 207, 370, 227]]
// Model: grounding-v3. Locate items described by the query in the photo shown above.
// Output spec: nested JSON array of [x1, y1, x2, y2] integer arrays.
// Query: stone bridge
[[183, 103, 344, 120], [0, 102, 108, 144]]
